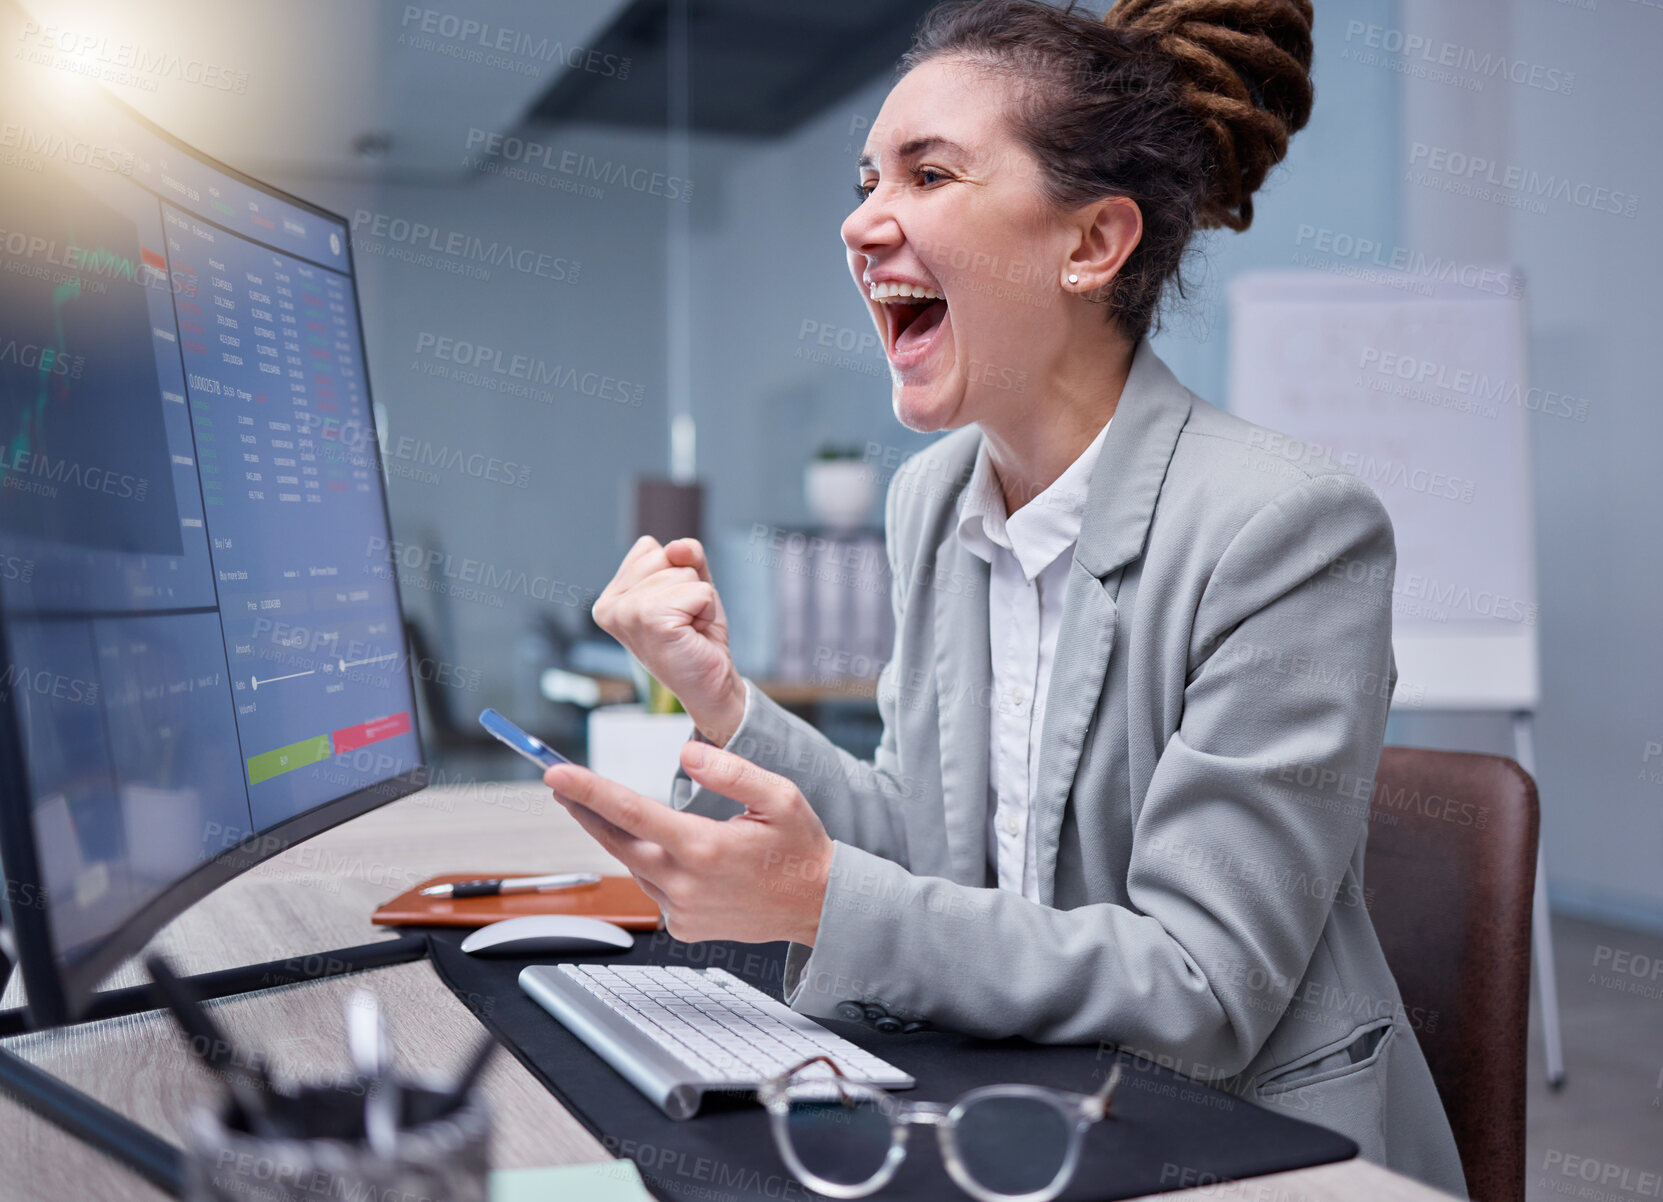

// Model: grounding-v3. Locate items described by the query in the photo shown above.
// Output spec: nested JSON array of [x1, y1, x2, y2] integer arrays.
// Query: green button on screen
[[247, 734, 333, 785]]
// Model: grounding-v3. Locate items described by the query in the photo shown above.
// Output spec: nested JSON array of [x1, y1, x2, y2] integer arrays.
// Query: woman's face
[[841, 56, 1082, 434]]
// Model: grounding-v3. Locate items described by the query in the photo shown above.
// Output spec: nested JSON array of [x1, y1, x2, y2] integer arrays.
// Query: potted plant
[[804, 444, 877, 530]]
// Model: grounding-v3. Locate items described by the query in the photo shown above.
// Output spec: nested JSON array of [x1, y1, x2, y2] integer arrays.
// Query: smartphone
[[478, 707, 571, 771]]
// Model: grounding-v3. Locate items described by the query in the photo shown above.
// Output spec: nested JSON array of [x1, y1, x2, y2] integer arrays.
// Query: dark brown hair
[[900, 0, 1315, 341]]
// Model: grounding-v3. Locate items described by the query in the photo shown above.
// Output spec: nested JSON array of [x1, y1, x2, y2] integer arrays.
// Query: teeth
[[869, 281, 944, 303]]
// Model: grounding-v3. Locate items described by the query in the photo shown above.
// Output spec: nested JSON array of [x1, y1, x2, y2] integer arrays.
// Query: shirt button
[[1011, 688, 1026, 707], [1003, 816, 1020, 837]]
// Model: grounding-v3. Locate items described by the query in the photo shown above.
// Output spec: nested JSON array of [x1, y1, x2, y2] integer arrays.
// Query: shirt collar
[[956, 417, 1111, 582]]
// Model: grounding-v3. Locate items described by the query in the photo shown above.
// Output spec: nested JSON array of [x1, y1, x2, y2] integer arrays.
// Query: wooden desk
[[0, 783, 1457, 1201]]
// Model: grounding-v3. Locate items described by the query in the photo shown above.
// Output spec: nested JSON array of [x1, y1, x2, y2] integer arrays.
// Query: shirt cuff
[[690, 679, 752, 750], [668, 679, 757, 817]]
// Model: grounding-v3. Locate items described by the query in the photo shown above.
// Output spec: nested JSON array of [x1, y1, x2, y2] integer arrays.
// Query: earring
[[1068, 273, 1080, 285]]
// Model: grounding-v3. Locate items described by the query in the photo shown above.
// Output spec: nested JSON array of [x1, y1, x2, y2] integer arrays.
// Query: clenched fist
[[592, 535, 748, 745]]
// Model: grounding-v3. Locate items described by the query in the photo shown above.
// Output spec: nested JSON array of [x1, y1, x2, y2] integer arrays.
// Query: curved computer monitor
[[0, 90, 426, 1027]]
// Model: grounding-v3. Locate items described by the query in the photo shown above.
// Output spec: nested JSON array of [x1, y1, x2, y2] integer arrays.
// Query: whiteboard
[[1227, 271, 1539, 710]]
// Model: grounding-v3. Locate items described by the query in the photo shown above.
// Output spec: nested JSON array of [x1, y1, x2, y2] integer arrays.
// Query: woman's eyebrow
[[856, 136, 971, 171]]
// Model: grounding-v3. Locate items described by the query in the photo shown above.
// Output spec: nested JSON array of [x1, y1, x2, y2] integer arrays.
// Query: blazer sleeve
[[776, 471, 1397, 1078], [667, 456, 929, 868]]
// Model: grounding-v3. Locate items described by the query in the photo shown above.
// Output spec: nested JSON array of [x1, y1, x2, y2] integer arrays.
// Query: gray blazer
[[675, 341, 1467, 1196]]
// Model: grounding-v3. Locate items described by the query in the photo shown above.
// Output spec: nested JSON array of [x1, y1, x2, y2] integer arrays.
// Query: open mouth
[[871, 282, 949, 363]]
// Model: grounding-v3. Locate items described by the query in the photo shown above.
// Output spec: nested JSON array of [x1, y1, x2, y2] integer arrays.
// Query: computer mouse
[[459, 915, 635, 957]]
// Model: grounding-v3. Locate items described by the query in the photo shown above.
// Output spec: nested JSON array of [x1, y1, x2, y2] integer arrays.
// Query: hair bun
[[1104, 0, 1314, 231]]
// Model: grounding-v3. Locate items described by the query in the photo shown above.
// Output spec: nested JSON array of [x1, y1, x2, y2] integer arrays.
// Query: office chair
[[1365, 747, 1540, 1202]]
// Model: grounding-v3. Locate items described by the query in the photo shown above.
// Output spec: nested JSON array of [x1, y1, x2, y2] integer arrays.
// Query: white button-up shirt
[[956, 419, 1110, 901]]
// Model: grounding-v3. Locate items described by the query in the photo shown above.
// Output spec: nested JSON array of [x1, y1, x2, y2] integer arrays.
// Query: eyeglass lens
[[784, 1088, 895, 1190], [953, 1094, 1074, 1197]]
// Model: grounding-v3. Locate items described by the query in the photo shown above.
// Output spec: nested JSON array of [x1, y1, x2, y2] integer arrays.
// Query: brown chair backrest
[[1364, 746, 1539, 1202]]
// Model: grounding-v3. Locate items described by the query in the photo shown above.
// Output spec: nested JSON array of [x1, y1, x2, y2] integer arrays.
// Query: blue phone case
[[478, 707, 570, 770]]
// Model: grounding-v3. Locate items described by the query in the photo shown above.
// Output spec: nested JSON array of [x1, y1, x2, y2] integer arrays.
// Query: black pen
[[419, 871, 601, 899], [436, 1033, 498, 1118], [146, 954, 284, 1139]]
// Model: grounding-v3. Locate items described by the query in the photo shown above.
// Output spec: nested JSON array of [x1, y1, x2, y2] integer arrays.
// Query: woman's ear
[[1064, 196, 1143, 293]]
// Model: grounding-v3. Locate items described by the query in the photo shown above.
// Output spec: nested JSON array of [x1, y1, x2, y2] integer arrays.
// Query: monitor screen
[[0, 91, 425, 1023]]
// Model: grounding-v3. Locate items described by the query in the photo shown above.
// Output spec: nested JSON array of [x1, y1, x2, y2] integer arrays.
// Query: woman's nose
[[841, 188, 900, 258]]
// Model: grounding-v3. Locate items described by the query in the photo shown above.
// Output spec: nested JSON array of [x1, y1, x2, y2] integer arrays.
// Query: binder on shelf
[[774, 532, 812, 681], [718, 526, 891, 688], [809, 536, 849, 682]]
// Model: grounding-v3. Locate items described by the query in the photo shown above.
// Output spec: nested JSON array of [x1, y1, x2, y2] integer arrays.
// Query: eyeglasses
[[758, 1055, 1123, 1202]]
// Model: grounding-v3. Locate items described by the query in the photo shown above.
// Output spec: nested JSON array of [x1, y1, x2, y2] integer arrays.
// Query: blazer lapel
[[1030, 340, 1194, 904], [933, 532, 992, 885], [1031, 566, 1119, 904]]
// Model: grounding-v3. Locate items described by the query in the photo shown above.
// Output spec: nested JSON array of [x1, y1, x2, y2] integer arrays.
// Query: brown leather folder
[[372, 873, 663, 930]]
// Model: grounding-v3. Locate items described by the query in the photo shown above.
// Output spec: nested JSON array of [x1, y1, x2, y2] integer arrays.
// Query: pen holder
[[184, 1077, 491, 1202]]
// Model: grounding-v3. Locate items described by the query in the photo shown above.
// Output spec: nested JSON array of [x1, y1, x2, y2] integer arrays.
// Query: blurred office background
[[10, 0, 1660, 1186]]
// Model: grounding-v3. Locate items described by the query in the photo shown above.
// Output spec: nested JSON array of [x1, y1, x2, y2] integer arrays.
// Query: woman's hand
[[592, 535, 747, 746], [544, 742, 833, 947]]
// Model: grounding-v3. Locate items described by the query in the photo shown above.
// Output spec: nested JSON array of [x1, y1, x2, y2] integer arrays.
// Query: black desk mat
[[423, 928, 1356, 1201]]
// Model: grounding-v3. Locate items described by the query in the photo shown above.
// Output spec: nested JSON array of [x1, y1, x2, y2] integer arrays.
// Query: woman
[[544, 0, 1468, 1193]]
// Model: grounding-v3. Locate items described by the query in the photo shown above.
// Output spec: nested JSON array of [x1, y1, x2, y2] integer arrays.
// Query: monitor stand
[[0, 932, 429, 1199]]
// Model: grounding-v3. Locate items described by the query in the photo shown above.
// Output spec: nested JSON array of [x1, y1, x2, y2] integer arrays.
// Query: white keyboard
[[518, 964, 914, 1120]]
